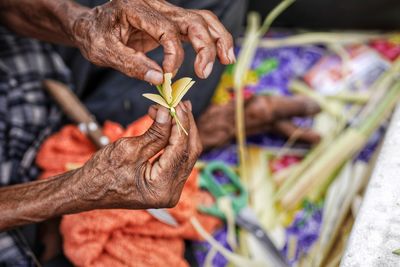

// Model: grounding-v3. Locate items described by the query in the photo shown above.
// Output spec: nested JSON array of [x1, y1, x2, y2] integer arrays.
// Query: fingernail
[[145, 70, 163, 84], [228, 47, 236, 63], [202, 62, 214, 78], [185, 100, 192, 111], [306, 100, 321, 114], [156, 107, 169, 123]]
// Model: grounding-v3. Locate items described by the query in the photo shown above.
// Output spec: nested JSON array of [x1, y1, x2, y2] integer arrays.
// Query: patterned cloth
[[0, 26, 71, 266]]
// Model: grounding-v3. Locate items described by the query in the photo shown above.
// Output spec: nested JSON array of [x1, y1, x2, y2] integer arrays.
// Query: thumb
[[137, 107, 172, 161]]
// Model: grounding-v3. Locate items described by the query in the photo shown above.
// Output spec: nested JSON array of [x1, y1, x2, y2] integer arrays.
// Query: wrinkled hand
[[76, 102, 202, 209], [198, 95, 321, 150], [71, 0, 235, 84]]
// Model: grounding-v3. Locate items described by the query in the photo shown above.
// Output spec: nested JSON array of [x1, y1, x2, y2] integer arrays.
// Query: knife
[[43, 79, 179, 228]]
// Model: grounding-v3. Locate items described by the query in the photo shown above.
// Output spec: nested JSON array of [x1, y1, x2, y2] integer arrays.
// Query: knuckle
[[199, 9, 218, 19], [226, 34, 234, 46], [187, 12, 207, 28], [160, 24, 179, 40], [145, 124, 165, 142], [193, 13, 207, 25], [113, 137, 134, 155]]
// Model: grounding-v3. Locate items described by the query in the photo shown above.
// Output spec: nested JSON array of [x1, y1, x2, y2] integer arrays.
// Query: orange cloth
[[36, 116, 220, 267]]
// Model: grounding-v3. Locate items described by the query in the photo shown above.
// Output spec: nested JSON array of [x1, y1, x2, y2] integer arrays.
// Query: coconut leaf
[[162, 73, 173, 104], [142, 93, 170, 108], [172, 81, 195, 107], [143, 73, 194, 135], [172, 77, 193, 98]]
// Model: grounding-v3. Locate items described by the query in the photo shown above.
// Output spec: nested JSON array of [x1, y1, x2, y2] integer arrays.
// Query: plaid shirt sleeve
[[0, 25, 72, 266]]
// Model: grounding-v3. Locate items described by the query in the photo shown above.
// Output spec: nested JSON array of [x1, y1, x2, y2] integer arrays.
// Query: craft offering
[[143, 73, 195, 135]]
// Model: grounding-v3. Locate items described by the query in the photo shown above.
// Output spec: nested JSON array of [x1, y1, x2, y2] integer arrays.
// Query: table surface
[[341, 105, 400, 267]]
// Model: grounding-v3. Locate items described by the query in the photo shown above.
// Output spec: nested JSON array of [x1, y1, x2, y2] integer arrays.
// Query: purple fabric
[[201, 145, 238, 165], [282, 201, 323, 265], [192, 226, 232, 267], [248, 46, 324, 96], [356, 124, 387, 162]]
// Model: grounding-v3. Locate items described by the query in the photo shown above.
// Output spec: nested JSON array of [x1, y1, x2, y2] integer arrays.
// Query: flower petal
[[142, 93, 170, 108]]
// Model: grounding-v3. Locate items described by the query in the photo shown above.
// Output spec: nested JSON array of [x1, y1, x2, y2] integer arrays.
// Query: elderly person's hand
[[79, 102, 201, 209], [1, 0, 234, 84], [198, 95, 321, 150], [0, 102, 201, 231], [72, 0, 235, 84]]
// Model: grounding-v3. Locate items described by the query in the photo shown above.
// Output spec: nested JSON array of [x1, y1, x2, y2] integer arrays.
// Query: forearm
[[0, 169, 85, 231], [0, 0, 89, 46]]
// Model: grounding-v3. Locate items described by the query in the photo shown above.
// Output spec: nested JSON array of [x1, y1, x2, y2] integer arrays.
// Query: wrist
[[0, 169, 80, 231], [50, 0, 92, 47]]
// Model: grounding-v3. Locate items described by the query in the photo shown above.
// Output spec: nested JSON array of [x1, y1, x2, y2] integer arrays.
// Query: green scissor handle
[[198, 161, 248, 220]]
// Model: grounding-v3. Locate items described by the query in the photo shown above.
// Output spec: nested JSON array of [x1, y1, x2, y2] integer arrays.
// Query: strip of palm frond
[[319, 211, 354, 267], [233, 12, 260, 186], [273, 163, 299, 186], [289, 80, 344, 119], [233, 0, 296, 185], [352, 59, 400, 124], [392, 249, 400, 256], [274, 110, 349, 203], [274, 137, 332, 201], [258, 0, 296, 34], [144, 73, 195, 135], [326, 92, 370, 104], [313, 161, 372, 267], [279, 80, 400, 210], [277, 60, 400, 205], [246, 146, 278, 231], [190, 217, 266, 267], [309, 162, 358, 266], [254, 32, 392, 48]]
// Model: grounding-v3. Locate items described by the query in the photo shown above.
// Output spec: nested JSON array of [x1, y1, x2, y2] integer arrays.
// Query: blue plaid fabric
[[0, 26, 71, 266]]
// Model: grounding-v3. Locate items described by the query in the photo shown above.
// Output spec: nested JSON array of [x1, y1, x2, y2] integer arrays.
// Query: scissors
[[43, 80, 178, 228], [199, 161, 289, 267]]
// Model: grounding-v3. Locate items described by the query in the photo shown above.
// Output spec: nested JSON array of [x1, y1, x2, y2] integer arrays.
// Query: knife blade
[[236, 207, 289, 267]]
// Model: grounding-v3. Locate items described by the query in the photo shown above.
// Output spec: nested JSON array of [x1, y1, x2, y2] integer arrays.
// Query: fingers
[[155, 103, 190, 171], [152, 101, 201, 178], [194, 10, 236, 65], [151, 102, 203, 157], [129, 5, 184, 75], [148, 105, 158, 120], [159, 33, 185, 75], [197, 102, 235, 150], [107, 41, 164, 84], [163, 10, 216, 79], [185, 101, 203, 161], [137, 107, 172, 161], [274, 121, 321, 144], [271, 96, 321, 120]]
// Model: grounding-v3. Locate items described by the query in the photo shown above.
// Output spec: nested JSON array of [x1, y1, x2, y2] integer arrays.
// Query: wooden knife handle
[[43, 80, 109, 148]]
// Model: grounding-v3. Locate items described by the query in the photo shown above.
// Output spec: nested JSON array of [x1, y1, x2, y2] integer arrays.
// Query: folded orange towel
[[36, 116, 220, 267]]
